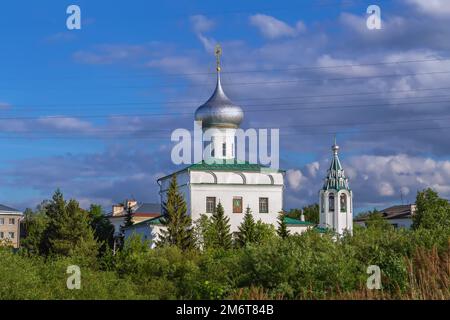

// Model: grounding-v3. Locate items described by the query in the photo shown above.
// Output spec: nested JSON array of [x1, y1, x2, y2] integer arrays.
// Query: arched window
[[340, 194, 347, 212], [328, 194, 335, 212], [321, 194, 325, 213]]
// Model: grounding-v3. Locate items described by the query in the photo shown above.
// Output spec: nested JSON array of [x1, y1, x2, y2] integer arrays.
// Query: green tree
[[276, 211, 290, 239], [288, 204, 319, 224], [118, 202, 135, 248], [364, 209, 391, 230], [303, 203, 320, 224], [235, 207, 256, 247], [20, 205, 49, 255], [157, 175, 194, 250], [193, 214, 213, 249], [413, 188, 450, 230], [87, 204, 115, 253], [254, 220, 277, 244], [42, 189, 99, 258], [210, 202, 232, 249]]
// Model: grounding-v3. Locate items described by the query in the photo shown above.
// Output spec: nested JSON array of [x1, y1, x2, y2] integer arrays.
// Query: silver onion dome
[[195, 72, 244, 129]]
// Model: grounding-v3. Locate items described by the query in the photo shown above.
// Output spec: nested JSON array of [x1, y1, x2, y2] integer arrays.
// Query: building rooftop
[[0, 204, 21, 214], [107, 202, 161, 218], [158, 160, 284, 182], [284, 216, 314, 226], [125, 215, 163, 229], [354, 204, 416, 222]]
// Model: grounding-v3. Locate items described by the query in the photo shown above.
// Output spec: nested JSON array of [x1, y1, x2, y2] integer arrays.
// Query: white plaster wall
[[109, 217, 125, 237], [190, 183, 283, 232], [387, 218, 412, 229], [287, 225, 311, 235], [124, 224, 162, 248], [319, 189, 353, 235]]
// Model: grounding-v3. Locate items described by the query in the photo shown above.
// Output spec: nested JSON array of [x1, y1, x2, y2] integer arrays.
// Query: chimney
[[410, 204, 417, 215], [126, 199, 138, 210], [112, 204, 124, 216]]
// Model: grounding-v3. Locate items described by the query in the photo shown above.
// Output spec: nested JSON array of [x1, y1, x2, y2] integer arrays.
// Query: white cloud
[[349, 154, 450, 199], [249, 14, 306, 39], [36, 117, 94, 132], [189, 15, 217, 53], [286, 169, 306, 190], [190, 15, 215, 33], [378, 182, 395, 196], [0, 102, 11, 109], [405, 0, 450, 16], [306, 161, 320, 178]]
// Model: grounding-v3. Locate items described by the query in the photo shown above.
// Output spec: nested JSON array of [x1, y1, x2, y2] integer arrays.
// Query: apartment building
[[0, 204, 23, 248]]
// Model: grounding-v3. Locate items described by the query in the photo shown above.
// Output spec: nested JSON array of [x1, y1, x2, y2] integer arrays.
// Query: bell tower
[[319, 138, 353, 235]]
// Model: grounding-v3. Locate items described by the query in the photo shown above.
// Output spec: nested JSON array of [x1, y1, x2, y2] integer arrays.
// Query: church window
[[321, 194, 325, 213], [211, 147, 215, 157], [259, 198, 269, 213], [329, 194, 335, 212], [233, 197, 243, 213], [340, 194, 347, 213], [222, 143, 226, 157], [206, 197, 216, 213]]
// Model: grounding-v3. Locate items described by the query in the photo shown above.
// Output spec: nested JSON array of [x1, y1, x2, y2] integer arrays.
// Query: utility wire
[[2, 97, 450, 120]]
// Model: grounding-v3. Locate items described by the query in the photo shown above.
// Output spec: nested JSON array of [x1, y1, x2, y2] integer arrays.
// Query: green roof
[[158, 159, 284, 181], [314, 226, 329, 233], [190, 160, 269, 172], [284, 216, 314, 226]]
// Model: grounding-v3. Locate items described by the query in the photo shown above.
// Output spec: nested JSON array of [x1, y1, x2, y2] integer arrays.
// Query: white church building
[[124, 48, 352, 244], [157, 47, 285, 234]]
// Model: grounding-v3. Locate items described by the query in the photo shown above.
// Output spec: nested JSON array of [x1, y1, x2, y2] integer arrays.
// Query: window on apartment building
[[233, 197, 243, 213], [0, 218, 4, 225], [0, 232, 3, 239], [8, 232, 14, 239], [9, 218, 15, 225], [206, 197, 216, 213], [259, 198, 269, 213]]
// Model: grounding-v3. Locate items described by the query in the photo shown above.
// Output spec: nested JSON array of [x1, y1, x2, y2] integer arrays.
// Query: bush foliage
[[1, 187, 450, 299]]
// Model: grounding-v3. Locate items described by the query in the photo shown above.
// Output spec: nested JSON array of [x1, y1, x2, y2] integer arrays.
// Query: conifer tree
[[157, 175, 194, 250], [119, 201, 134, 245], [235, 206, 256, 247], [276, 211, 290, 239], [210, 202, 232, 249], [43, 189, 99, 257]]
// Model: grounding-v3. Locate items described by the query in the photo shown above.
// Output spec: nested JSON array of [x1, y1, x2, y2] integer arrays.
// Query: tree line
[[1, 177, 450, 299]]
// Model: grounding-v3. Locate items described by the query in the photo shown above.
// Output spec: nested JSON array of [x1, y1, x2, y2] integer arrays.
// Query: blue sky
[[1, 0, 450, 213]]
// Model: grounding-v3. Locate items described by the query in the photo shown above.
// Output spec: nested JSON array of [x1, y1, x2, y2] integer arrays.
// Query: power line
[[3, 114, 450, 135], [2, 97, 450, 120], [2, 70, 450, 91], [17, 57, 450, 81], [9, 91, 450, 111], [1, 123, 450, 140]]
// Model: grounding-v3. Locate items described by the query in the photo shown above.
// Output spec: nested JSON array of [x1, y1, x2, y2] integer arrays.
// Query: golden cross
[[215, 44, 222, 72]]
